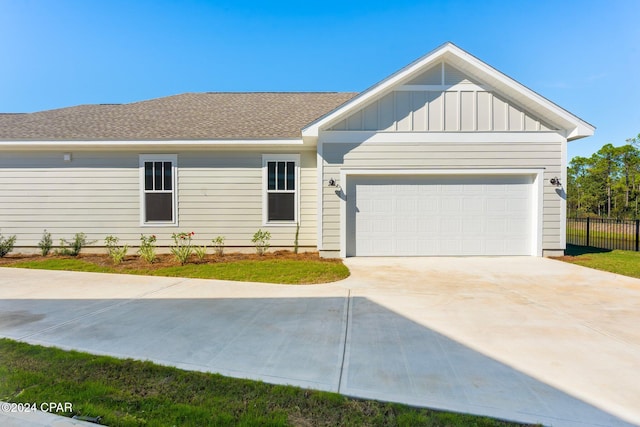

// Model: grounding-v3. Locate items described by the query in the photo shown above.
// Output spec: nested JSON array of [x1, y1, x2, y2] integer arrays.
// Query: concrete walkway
[[0, 257, 638, 426]]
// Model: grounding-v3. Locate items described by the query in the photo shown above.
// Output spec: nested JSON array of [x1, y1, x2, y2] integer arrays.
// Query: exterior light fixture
[[550, 177, 561, 186], [63, 153, 72, 162], [328, 178, 341, 190]]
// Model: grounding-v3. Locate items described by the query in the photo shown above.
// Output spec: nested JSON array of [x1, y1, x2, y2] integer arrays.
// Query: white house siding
[[320, 137, 563, 252], [0, 149, 316, 250], [330, 90, 556, 133]]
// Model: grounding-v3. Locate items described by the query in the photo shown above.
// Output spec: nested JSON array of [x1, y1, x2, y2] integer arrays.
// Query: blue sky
[[1, 0, 638, 160]]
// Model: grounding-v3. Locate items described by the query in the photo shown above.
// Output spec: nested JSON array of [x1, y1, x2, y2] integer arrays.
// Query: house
[[0, 43, 593, 257]]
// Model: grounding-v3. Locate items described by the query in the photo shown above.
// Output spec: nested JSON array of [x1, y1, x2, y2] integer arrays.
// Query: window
[[139, 155, 177, 225], [263, 154, 299, 224]]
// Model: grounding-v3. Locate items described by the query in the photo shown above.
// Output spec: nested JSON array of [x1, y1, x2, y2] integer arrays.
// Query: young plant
[[57, 232, 91, 256], [38, 229, 53, 256], [211, 236, 225, 256], [104, 235, 128, 265], [293, 222, 300, 254], [252, 229, 271, 256], [171, 231, 195, 265], [194, 245, 207, 261], [138, 234, 157, 263], [0, 230, 17, 258]]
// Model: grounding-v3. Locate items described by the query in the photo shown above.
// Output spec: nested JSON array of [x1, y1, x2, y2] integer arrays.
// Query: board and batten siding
[[329, 90, 556, 133], [0, 150, 316, 249], [320, 138, 563, 252], [329, 62, 557, 134]]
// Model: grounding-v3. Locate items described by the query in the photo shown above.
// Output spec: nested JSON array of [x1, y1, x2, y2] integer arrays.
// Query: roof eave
[[0, 138, 309, 150]]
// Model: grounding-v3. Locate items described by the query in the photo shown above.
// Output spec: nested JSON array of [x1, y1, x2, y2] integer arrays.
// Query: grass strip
[[0, 339, 533, 426], [558, 245, 640, 279], [5, 257, 350, 284]]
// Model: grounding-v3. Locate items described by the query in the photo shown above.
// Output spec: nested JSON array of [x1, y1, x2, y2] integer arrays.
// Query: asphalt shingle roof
[[0, 92, 358, 140]]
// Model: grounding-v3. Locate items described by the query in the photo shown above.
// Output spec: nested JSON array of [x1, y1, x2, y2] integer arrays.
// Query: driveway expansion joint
[[337, 289, 351, 393]]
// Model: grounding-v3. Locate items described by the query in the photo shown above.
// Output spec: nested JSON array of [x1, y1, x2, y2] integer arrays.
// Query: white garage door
[[349, 175, 533, 256]]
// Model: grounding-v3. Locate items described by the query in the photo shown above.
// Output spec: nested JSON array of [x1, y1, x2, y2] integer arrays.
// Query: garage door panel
[[396, 218, 418, 233], [462, 218, 483, 233], [461, 240, 484, 255], [417, 220, 438, 233], [463, 198, 484, 213], [351, 175, 533, 256], [487, 199, 507, 213], [485, 240, 507, 254], [440, 239, 463, 254]]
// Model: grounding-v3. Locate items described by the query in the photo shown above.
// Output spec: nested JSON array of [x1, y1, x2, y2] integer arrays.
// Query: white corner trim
[[261, 154, 301, 227], [317, 142, 324, 250], [338, 168, 545, 257], [139, 154, 178, 227], [533, 172, 544, 256], [560, 139, 568, 249]]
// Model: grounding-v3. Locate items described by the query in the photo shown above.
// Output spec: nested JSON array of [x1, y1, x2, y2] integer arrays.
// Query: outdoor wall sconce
[[63, 153, 72, 162], [328, 178, 342, 190], [549, 176, 561, 187]]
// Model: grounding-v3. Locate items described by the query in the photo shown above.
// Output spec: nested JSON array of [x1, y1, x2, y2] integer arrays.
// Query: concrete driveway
[[1, 257, 639, 427]]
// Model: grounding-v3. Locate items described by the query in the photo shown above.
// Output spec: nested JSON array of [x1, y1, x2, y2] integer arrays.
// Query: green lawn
[[559, 245, 640, 278], [0, 339, 532, 427], [4, 256, 350, 284]]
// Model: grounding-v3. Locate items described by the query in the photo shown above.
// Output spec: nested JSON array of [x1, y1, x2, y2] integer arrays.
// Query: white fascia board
[[0, 138, 305, 150], [319, 131, 566, 144]]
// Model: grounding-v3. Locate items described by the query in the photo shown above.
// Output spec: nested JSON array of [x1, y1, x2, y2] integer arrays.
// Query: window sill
[[263, 221, 298, 227], [140, 222, 179, 227]]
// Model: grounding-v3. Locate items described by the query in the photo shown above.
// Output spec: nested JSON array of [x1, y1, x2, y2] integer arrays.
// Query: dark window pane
[[267, 162, 276, 190], [277, 161, 285, 190], [268, 193, 294, 221], [163, 162, 172, 190], [154, 162, 163, 190], [286, 161, 295, 190], [145, 193, 173, 221], [144, 162, 153, 191]]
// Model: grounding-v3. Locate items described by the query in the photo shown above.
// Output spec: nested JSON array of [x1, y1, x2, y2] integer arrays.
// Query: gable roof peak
[[303, 43, 594, 141]]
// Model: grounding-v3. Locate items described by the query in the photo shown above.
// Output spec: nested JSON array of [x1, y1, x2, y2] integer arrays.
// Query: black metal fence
[[567, 217, 640, 251]]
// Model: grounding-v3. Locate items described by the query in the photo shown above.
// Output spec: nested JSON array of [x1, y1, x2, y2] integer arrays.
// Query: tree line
[[568, 133, 640, 219]]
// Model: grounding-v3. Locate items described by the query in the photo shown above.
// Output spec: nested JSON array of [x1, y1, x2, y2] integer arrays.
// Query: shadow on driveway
[[0, 295, 633, 427]]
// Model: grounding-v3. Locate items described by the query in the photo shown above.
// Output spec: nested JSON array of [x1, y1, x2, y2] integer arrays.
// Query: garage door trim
[[339, 168, 544, 257]]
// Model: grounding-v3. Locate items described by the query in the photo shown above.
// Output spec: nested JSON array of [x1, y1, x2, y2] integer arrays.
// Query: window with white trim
[[139, 154, 177, 225], [263, 154, 299, 224]]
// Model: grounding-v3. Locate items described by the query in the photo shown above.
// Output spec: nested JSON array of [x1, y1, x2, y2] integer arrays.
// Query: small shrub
[[105, 235, 128, 265], [211, 236, 225, 256], [138, 234, 157, 263], [38, 229, 53, 256], [57, 232, 91, 256], [252, 229, 271, 256], [171, 231, 195, 265], [294, 222, 300, 254], [194, 245, 207, 261], [0, 230, 17, 258]]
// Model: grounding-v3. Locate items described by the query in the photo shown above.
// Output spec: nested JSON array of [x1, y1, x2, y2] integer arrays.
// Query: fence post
[[636, 220, 639, 252], [586, 217, 590, 247]]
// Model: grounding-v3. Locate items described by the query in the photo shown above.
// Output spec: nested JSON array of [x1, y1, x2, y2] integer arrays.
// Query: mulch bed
[[0, 250, 341, 270]]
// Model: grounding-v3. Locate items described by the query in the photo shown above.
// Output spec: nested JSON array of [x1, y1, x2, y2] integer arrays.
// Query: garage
[[346, 174, 535, 256]]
